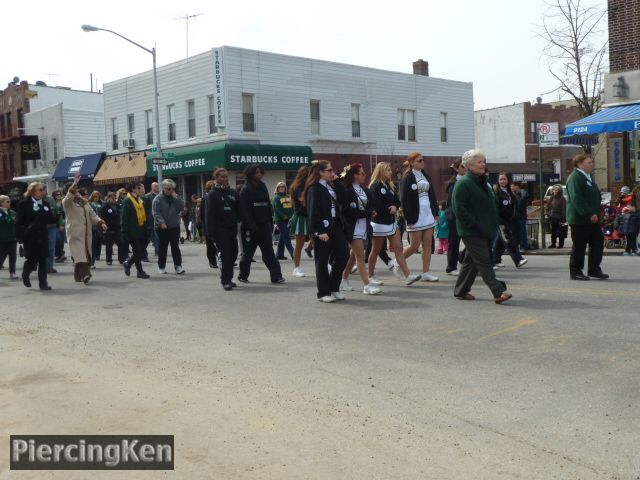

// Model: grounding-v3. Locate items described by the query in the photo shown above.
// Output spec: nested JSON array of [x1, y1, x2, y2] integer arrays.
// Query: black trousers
[[0, 240, 17, 273], [625, 233, 638, 253], [157, 227, 182, 269], [104, 232, 117, 263], [550, 220, 566, 247], [214, 228, 239, 285], [125, 237, 145, 273], [206, 235, 218, 266], [570, 223, 604, 276], [447, 220, 461, 273], [239, 223, 282, 281], [493, 223, 523, 266], [91, 228, 102, 264], [23, 255, 48, 287], [314, 223, 350, 298], [117, 237, 129, 264], [454, 236, 506, 298]]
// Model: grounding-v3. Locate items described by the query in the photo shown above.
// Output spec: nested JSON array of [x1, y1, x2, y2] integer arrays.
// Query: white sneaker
[[319, 295, 336, 303], [388, 260, 397, 271], [495, 263, 505, 268], [363, 284, 381, 295], [293, 267, 306, 278], [341, 279, 354, 291], [175, 265, 186, 275], [405, 273, 422, 286], [157, 267, 167, 274], [351, 265, 358, 274], [517, 258, 528, 268], [392, 265, 403, 279], [331, 291, 346, 301], [492, 265, 499, 270], [420, 272, 439, 282], [369, 276, 384, 286], [447, 269, 459, 276]]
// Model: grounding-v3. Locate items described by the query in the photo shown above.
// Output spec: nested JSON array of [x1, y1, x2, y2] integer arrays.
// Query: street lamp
[[532, 120, 546, 249], [81, 24, 164, 184]]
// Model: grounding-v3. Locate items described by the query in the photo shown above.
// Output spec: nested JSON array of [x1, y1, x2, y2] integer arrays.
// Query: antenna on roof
[[175, 12, 204, 61]]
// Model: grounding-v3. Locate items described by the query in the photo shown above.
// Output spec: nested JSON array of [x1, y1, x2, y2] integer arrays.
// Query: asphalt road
[[1, 244, 639, 479]]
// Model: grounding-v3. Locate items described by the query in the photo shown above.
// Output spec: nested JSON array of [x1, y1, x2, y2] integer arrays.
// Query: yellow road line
[[479, 319, 538, 341]]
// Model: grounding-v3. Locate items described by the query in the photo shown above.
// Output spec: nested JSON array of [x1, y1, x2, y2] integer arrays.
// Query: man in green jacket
[[566, 153, 608, 280], [120, 181, 150, 279], [452, 149, 512, 304]]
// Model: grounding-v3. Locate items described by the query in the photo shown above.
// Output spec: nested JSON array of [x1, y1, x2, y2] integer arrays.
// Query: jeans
[[512, 218, 529, 250], [276, 221, 294, 258], [47, 226, 57, 268], [55, 228, 66, 258]]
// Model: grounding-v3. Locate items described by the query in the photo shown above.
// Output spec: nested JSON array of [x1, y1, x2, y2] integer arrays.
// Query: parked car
[[544, 184, 567, 204]]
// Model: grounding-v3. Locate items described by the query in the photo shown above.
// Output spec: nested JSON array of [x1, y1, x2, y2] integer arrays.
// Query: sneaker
[[492, 265, 499, 270], [351, 265, 358, 274], [420, 272, 439, 282], [331, 291, 346, 301], [368, 277, 384, 286], [175, 266, 186, 275], [341, 279, 354, 291], [363, 284, 381, 295], [123, 262, 131, 277], [319, 295, 336, 303], [622, 252, 631, 256], [405, 273, 421, 286], [447, 270, 459, 276], [209, 263, 218, 268], [517, 258, 528, 268], [277, 255, 287, 260], [388, 261, 397, 271], [495, 263, 505, 268], [39, 284, 52, 291], [237, 276, 249, 283], [293, 267, 306, 278], [137, 271, 150, 279], [158, 267, 167, 274], [10, 273, 18, 280], [392, 265, 403, 279], [82, 275, 91, 285]]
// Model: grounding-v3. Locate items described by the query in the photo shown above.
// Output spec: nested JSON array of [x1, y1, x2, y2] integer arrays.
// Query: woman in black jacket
[[445, 159, 466, 275], [238, 164, 284, 284], [400, 152, 439, 282], [99, 192, 120, 265], [303, 160, 349, 302], [15, 182, 55, 290], [493, 172, 527, 268]]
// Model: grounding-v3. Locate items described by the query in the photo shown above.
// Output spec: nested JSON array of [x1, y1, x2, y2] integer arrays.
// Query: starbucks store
[[147, 143, 313, 199]]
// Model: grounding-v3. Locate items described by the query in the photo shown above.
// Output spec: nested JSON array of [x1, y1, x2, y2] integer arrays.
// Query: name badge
[[381, 188, 387, 194], [502, 200, 509, 206], [323, 219, 329, 227], [411, 184, 418, 191], [349, 202, 357, 208], [44, 206, 49, 212]]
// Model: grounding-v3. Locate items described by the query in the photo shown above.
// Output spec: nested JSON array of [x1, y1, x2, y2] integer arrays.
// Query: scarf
[[127, 193, 146, 227]]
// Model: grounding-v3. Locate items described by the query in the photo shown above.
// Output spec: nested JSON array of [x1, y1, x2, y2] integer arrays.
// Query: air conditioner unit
[[123, 138, 136, 148]]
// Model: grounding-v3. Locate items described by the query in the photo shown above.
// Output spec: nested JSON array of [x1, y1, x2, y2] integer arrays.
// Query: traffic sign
[[150, 148, 176, 158], [539, 122, 559, 147], [152, 158, 168, 166]]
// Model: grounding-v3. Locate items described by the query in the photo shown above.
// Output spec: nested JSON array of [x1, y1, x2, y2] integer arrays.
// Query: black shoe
[[549, 244, 556, 248], [209, 263, 218, 269], [39, 285, 52, 291], [47, 267, 57, 274], [142, 257, 150, 263], [271, 277, 286, 284], [22, 272, 31, 288], [223, 284, 233, 291], [588, 271, 609, 280], [570, 273, 590, 281], [137, 271, 150, 279], [180, 237, 185, 244], [82, 275, 91, 285], [305, 247, 313, 258], [230, 281, 237, 288], [123, 262, 131, 277], [277, 255, 287, 260], [237, 276, 249, 283], [250, 259, 256, 263]]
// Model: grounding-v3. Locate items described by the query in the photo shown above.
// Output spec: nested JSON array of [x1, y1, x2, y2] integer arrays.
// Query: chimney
[[413, 59, 429, 76]]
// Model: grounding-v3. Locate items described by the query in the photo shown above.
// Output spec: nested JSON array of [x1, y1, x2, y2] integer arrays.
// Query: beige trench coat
[[62, 188, 104, 264]]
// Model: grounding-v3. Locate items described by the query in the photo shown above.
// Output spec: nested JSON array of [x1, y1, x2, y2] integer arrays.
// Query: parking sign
[[539, 122, 559, 147]]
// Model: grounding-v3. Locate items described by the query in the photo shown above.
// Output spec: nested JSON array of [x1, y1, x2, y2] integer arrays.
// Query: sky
[[3, 0, 607, 110]]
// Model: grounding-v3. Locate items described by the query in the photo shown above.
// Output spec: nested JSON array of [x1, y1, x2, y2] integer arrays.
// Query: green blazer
[[451, 172, 499, 240], [566, 169, 601, 225], [120, 196, 147, 242]]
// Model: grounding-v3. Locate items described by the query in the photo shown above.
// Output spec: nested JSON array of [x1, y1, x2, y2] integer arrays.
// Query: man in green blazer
[[120, 181, 150, 279], [566, 153, 608, 280]]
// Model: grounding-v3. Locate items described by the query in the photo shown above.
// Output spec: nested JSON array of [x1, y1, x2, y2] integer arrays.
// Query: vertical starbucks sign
[[213, 48, 226, 128]]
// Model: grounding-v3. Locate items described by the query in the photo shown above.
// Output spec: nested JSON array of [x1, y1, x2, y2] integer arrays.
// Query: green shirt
[[451, 172, 499, 240], [566, 169, 601, 225], [272, 193, 294, 223], [0, 208, 17, 243]]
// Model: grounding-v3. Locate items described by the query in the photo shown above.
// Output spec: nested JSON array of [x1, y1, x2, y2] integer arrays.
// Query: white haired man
[[451, 149, 512, 304], [152, 179, 186, 275]]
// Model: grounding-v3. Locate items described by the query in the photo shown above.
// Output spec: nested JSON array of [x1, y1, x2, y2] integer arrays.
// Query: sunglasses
[[323, 168, 334, 173], [415, 158, 424, 163], [35, 188, 45, 192]]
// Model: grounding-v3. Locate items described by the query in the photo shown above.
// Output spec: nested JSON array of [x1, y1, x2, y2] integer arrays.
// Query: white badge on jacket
[[411, 184, 418, 191]]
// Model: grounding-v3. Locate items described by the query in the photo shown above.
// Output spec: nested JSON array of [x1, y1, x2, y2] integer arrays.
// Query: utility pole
[[175, 13, 203, 60]]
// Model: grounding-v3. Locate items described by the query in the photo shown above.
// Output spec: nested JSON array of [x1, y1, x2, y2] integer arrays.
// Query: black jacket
[[292, 185, 307, 216], [99, 203, 120, 232], [342, 184, 373, 242], [307, 182, 343, 237], [120, 196, 147, 242], [15, 198, 55, 259], [494, 187, 517, 225], [513, 190, 528, 220], [239, 181, 273, 232], [205, 186, 240, 238], [370, 181, 400, 225], [400, 170, 438, 225]]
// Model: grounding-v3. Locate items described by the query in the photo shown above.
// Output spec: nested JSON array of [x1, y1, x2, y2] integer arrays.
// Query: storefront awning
[[94, 152, 147, 186], [12, 174, 51, 183], [564, 103, 640, 136], [52, 152, 105, 181]]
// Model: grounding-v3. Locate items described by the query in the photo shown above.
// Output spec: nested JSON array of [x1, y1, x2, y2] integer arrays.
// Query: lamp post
[[533, 120, 546, 249], [81, 24, 164, 184]]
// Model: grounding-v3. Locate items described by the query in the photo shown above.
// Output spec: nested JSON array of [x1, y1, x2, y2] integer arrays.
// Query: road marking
[[508, 284, 640, 298], [479, 319, 538, 341], [446, 328, 463, 335], [608, 346, 640, 363]]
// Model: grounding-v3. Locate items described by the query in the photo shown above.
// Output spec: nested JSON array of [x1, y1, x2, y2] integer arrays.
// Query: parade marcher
[[120, 181, 150, 279], [52, 190, 67, 263], [272, 182, 295, 261], [195, 197, 205, 244], [115, 187, 129, 264], [202, 180, 219, 268], [567, 153, 608, 281], [304, 160, 350, 302], [141, 184, 154, 261], [205, 168, 240, 291], [89, 191, 104, 265], [144, 182, 161, 257], [63, 175, 108, 284], [15, 182, 55, 290], [339, 164, 381, 295], [289, 165, 312, 277], [511, 182, 530, 252], [43, 185, 59, 274], [444, 159, 465, 276], [400, 152, 439, 282], [152, 178, 186, 275], [367, 162, 421, 286], [238, 164, 285, 284], [452, 149, 512, 304], [99, 192, 120, 265], [0, 195, 18, 279], [548, 185, 568, 248], [492, 173, 528, 268]]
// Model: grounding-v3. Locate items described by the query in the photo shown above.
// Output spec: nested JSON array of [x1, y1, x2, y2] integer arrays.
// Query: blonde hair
[[116, 188, 127, 200], [0, 194, 10, 205], [90, 191, 102, 202], [369, 162, 395, 190], [274, 181, 288, 194], [24, 182, 45, 198]]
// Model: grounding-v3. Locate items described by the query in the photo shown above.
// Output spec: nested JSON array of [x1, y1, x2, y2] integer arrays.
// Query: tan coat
[[62, 188, 104, 264]]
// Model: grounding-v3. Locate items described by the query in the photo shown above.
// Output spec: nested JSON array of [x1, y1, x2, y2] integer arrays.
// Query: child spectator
[[618, 205, 640, 256], [436, 200, 449, 254]]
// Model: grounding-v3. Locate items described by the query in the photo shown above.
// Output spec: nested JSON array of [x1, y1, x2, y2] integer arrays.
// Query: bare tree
[[537, 0, 608, 117]]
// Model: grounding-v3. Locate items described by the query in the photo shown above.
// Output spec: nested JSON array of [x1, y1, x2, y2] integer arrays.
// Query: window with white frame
[[440, 112, 448, 142], [127, 114, 135, 140], [145, 110, 153, 145], [167, 104, 176, 141], [187, 100, 196, 138], [351, 104, 360, 138], [310, 100, 320, 135], [207, 95, 217, 134], [111, 118, 118, 150], [242, 93, 255, 132], [398, 109, 416, 141], [52, 137, 58, 160]]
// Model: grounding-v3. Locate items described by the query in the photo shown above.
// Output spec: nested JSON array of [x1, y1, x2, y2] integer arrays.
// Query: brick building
[[0, 81, 34, 190]]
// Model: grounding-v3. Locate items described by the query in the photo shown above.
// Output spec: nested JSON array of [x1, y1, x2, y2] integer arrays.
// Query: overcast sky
[[3, 0, 607, 110]]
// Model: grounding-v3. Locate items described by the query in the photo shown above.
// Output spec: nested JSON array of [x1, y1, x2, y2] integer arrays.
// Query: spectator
[[618, 205, 639, 256], [0, 194, 18, 279], [548, 185, 568, 248], [511, 182, 529, 252]]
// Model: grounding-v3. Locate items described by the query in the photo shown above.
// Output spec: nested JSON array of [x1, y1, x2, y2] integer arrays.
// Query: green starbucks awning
[[147, 143, 313, 177]]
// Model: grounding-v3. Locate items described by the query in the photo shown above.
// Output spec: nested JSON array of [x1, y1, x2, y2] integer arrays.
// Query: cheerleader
[[339, 164, 381, 295], [303, 160, 349, 303], [400, 152, 439, 282], [368, 162, 422, 285], [288, 165, 312, 277]]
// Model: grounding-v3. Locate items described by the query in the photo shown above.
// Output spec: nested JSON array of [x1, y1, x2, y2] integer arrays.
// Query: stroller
[[601, 202, 627, 249]]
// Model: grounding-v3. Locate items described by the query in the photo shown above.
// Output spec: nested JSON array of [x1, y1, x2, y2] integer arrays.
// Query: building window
[[440, 112, 448, 142], [351, 104, 360, 138], [167, 104, 176, 141], [111, 118, 118, 150], [242, 93, 255, 132], [0, 115, 5, 138], [52, 137, 58, 160], [40, 139, 47, 162], [17, 109, 24, 129], [208, 95, 217, 134], [397, 109, 416, 141], [310, 100, 320, 135], [6, 113, 12, 136], [530, 122, 539, 143], [187, 100, 196, 138], [127, 114, 135, 139], [145, 110, 153, 145]]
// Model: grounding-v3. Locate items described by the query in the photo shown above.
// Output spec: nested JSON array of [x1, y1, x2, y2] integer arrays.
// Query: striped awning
[[93, 152, 147, 185], [564, 103, 640, 135]]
